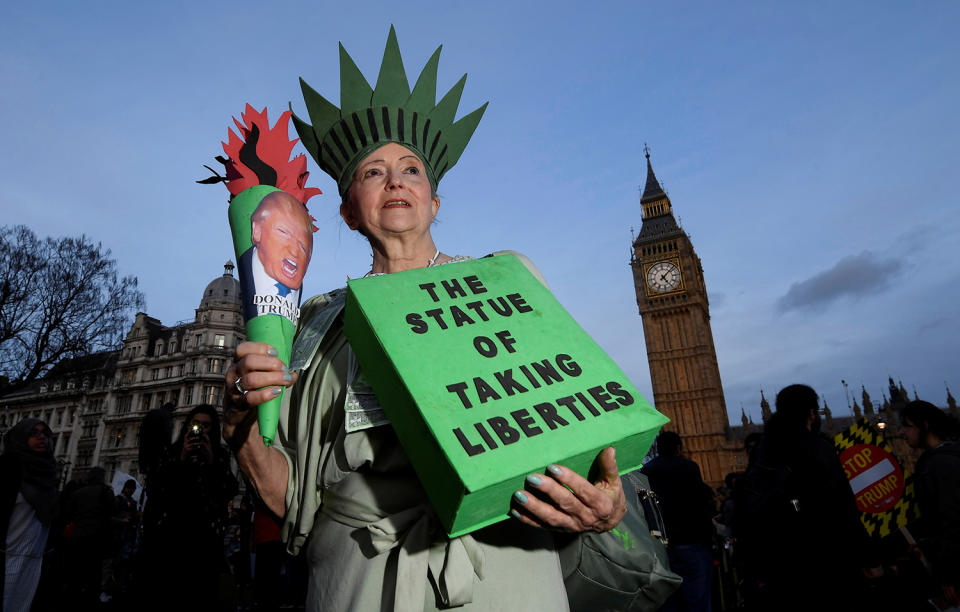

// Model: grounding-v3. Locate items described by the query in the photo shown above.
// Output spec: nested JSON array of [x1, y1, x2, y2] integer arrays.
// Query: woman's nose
[[386, 170, 405, 189]]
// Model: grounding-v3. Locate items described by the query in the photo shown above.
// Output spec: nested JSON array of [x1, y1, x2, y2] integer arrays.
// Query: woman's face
[[901, 418, 923, 449], [27, 422, 52, 453], [341, 143, 439, 240]]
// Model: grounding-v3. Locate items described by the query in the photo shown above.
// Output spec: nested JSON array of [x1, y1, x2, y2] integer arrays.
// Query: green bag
[[559, 472, 682, 611]]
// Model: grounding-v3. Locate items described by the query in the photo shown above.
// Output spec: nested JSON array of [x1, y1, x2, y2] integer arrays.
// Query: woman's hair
[[900, 400, 960, 442], [759, 384, 821, 465], [655, 430, 682, 456], [774, 384, 820, 431]]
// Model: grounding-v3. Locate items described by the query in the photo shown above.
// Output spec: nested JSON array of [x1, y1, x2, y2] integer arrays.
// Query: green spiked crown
[[293, 26, 488, 197]]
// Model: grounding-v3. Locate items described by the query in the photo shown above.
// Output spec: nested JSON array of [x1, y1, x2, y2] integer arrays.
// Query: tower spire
[[760, 389, 772, 422], [641, 144, 667, 203]]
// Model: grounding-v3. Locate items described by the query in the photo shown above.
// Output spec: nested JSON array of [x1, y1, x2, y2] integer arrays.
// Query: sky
[[2, 1, 958, 425]]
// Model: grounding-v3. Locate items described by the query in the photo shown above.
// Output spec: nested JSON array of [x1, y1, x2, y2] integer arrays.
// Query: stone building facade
[[0, 262, 245, 485]]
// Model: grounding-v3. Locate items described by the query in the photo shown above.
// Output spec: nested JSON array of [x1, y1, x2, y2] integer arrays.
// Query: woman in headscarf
[[222, 28, 626, 611], [1, 418, 59, 612]]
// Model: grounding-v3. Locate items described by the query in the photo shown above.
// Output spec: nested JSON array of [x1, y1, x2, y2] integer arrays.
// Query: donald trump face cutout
[[251, 191, 313, 290]]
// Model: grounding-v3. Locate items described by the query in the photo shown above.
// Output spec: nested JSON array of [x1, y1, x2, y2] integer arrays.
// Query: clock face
[[646, 261, 682, 293]]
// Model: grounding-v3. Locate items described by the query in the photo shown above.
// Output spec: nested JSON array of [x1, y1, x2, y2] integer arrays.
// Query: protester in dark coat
[[66, 466, 115, 605], [1, 418, 59, 612], [901, 400, 960, 607], [642, 430, 716, 612], [135, 404, 238, 611], [734, 384, 875, 611]]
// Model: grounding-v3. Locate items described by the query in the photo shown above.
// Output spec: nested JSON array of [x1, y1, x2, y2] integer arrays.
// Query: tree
[[0, 225, 145, 391]]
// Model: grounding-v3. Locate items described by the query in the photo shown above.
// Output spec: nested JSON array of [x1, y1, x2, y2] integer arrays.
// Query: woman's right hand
[[222, 342, 298, 447]]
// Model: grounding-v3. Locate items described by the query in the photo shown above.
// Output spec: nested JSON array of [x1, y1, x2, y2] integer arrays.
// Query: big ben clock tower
[[631, 147, 736, 486]]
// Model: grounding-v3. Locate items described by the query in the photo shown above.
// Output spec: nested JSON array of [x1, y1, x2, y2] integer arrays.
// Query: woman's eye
[[364, 168, 382, 178], [404, 166, 420, 175]]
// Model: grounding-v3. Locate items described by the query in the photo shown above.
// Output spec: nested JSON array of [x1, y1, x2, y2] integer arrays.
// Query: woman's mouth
[[383, 199, 412, 208]]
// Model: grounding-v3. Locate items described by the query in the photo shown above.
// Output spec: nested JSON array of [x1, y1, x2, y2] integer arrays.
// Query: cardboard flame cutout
[[201, 105, 321, 446]]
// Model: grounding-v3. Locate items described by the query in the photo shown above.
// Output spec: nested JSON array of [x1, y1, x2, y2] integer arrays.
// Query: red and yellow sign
[[839, 443, 904, 513], [834, 418, 919, 537]]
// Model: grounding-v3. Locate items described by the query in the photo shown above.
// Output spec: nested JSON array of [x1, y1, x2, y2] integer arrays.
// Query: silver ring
[[234, 377, 246, 394]]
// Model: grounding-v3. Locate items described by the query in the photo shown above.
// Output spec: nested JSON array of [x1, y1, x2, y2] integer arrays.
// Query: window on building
[[66, 379, 76, 390], [117, 396, 132, 415], [209, 358, 223, 374], [170, 341, 177, 353], [203, 385, 221, 406], [141, 393, 152, 412], [53, 381, 62, 392], [214, 334, 225, 348], [155, 341, 164, 356], [195, 333, 202, 347], [170, 389, 180, 406], [183, 338, 190, 350]]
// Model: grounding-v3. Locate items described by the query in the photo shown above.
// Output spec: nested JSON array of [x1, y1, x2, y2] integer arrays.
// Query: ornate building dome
[[200, 261, 242, 308]]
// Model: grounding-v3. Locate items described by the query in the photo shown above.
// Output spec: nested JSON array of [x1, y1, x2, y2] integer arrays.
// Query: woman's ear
[[432, 196, 440, 220], [340, 201, 359, 230]]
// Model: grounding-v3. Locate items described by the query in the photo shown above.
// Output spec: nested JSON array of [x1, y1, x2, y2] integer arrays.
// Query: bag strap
[[624, 471, 669, 547]]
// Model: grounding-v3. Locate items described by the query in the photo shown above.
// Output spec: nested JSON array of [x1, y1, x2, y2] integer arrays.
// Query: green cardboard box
[[344, 253, 668, 537]]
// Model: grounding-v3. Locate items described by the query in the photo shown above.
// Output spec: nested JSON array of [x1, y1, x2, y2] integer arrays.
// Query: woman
[[900, 400, 960, 606], [223, 28, 625, 611], [136, 405, 238, 610], [1, 418, 59, 612]]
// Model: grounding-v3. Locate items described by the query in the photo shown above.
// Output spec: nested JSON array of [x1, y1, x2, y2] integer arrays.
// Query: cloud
[[778, 250, 903, 312]]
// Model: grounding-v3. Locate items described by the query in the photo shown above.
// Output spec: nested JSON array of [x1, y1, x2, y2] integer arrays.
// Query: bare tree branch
[[0, 226, 145, 391]]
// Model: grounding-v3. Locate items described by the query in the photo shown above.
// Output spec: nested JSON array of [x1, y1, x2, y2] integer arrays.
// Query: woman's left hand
[[510, 446, 626, 533]]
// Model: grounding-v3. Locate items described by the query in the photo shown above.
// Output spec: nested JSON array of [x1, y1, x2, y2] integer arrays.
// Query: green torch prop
[[200, 105, 321, 446]]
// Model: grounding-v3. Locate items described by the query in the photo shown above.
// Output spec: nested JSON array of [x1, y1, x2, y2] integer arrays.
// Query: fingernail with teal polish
[[547, 465, 563, 477], [510, 510, 522, 520], [282, 365, 291, 373], [268, 347, 278, 356], [271, 387, 282, 396], [514, 491, 528, 504], [526, 474, 542, 486], [283, 373, 292, 382]]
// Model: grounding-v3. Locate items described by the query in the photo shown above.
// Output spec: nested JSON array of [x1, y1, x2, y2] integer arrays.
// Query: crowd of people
[[2, 405, 308, 612], [640, 385, 960, 612], [6, 382, 957, 612]]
